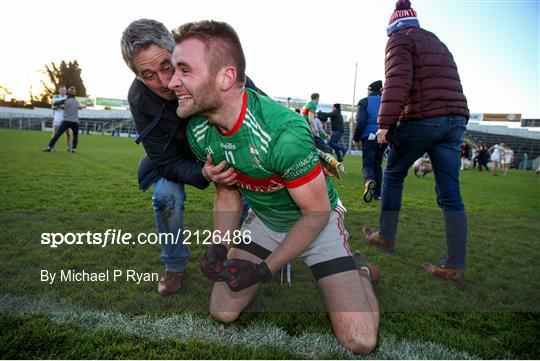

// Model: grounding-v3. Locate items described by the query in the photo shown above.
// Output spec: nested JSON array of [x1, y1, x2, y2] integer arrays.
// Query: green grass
[[1, 128, 539, 359], [0, 313, 300, 359]]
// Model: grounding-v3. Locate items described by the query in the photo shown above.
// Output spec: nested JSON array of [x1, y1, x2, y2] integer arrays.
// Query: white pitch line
[[0, 294, 481, 360]]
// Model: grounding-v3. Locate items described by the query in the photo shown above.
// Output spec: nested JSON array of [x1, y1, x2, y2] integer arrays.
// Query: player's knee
[[209, 309, 239, 324], [342, 332, 378, 355], [337, 322, 378, 355]]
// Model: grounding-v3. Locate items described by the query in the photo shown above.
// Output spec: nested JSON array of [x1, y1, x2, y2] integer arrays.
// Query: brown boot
[[352, 251, 380, 287], [362, 227, 395, 253], [423, 263, 464, 289], [157, 270, 187, 296]]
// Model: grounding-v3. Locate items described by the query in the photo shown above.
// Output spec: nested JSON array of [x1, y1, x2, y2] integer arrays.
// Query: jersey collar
[[220, 91, 248, 137]]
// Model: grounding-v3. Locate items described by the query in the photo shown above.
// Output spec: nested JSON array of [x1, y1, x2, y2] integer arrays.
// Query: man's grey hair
[[120, 18, 175, 75]]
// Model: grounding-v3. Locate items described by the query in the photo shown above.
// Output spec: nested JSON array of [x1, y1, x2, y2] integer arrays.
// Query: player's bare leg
[[317, 269, 379, 354], [66, 128, 72, 149], [209, 247, 263, 323], [492, 160, 499, 176]]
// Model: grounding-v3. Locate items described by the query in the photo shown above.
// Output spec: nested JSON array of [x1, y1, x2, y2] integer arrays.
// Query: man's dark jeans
[[379, 115, 468, 269], [329, 131, 347, 161], [49, 121, 79, 149], [361, 139, 387, 198]]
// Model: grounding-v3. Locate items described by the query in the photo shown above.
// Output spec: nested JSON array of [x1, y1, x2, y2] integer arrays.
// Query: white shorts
[[234, 203, 356, 280], [53, 112, 64, 127]]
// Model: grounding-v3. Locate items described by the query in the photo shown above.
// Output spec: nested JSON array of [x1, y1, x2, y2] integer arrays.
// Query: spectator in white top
[[502, 145, 513, 176], [489, 142, 506, 176]]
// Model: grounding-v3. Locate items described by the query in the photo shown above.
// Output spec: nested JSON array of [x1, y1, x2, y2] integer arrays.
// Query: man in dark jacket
[[353, 81, 386, 202], [362, 0, 470, 286], [121, 19, 263, 296], [478, 145, 490, 171], [318, 103, 347, 161]]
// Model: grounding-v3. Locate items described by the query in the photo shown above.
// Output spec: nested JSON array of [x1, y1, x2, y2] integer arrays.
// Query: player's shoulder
[[246, 88, 307, 133], [302, 101, 316, 111], [186, 116, 211, 148], [187, 116, 209, 132]]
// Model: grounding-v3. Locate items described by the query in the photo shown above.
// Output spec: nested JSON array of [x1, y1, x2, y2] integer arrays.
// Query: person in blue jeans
[[152, 179, 189, 273], [363, 0, 470, 286], [353, 81, 386, 202], [370, 116, 468, 258], [318, 104, 347, 161]]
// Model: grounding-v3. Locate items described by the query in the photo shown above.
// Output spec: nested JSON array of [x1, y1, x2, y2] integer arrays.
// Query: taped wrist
[[257, 261, 272, 283]]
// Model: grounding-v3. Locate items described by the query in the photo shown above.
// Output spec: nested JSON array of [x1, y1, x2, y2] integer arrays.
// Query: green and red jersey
[[186, 88, 338, 232], [301, 101, 317, 123]]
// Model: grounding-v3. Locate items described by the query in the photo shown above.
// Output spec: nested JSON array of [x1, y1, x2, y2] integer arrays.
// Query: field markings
[[0, 293, 477, 359]]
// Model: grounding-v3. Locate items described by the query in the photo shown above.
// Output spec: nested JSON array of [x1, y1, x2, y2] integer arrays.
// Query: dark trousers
[[478, 161, 489, 171], [361, 139, 387, 198], [329, 131, 347, 160], [314, 136, 333, 154], [49, 121, 79, 149], [379, 115, 468, 269]]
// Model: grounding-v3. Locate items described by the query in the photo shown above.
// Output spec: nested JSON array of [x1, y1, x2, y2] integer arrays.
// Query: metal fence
[[0, 117, 137, 138]]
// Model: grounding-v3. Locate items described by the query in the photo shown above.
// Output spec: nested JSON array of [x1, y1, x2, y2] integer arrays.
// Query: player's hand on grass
[[203, 155, 237, 186], [219, 258, 272, 292], [200, 244, 229, 282]]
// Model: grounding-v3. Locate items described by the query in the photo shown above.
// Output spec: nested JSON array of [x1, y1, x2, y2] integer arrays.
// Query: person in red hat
[[362, 0, 470, 287]]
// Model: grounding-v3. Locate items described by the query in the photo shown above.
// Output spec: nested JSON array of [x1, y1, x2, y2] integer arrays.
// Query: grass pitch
[[0, 128, 539, 359]]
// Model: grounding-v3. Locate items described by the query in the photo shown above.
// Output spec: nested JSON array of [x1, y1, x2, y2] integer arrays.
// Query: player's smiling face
[[169, 38, 220, 119]]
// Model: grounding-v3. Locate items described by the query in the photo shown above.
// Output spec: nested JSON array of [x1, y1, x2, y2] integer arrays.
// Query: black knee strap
[[232, 240, 272, 260], [310, 256, 357, 281]]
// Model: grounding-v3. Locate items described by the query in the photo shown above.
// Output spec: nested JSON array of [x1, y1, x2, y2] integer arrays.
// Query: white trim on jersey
[[195, 125, 209, 137], [196, 134, 207, 142], [244, 110, 272, 153], [194, 123, 209, 142], [246, 109, 272, 142], [243, 120, 269, 153], [193, 120, 209, 131]]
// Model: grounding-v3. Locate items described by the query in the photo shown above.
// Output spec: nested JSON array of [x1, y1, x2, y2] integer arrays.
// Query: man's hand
[[321, 163, 335, 178], [219, 258, 272, 292], [200, 244, 229, 282], [376, 129, 389, 144], [203, 155, 237, 186]]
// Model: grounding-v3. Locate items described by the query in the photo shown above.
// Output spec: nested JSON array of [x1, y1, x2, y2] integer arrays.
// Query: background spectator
[[301, 93, 319, 135], [478, 145, 490, 171], [318, 103, 347, 161], [353, 80, 386, 202], [51, 85, 72, 150], [460, 142, 471, 170], [362, 0, 470, 286], [44, 86, 80, 153]]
